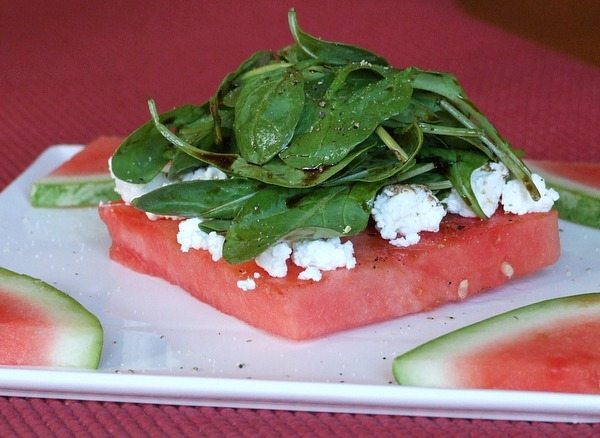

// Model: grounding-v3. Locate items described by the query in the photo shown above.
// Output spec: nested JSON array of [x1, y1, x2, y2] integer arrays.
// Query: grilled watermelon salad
[[108, 9, 558, 276]]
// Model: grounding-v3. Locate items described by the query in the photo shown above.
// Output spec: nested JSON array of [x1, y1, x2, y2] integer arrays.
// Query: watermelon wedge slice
[[99, 202, 560, 340], [30, 136, 122, 207], [393, 293, 600, 394], [0, 267, 103, 368], [525, 159, 600, 229]]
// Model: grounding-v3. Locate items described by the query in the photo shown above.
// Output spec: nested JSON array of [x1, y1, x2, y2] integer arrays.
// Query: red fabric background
[[1, 0, 599, 434]]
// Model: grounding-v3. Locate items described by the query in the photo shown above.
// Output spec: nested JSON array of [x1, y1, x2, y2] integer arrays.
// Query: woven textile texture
[[1, 398, 599, 437], [1, 0, 599, 435]]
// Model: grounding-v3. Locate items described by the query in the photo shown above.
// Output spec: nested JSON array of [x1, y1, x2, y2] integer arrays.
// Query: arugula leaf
[[150, 99, 378, 187], [422, 147, 489, 218], [288, 9, 388, 66], [280, 68, 412, 169], [222, 182, 380, 263], [132, 178, 264, 219], [410, 69, 539, 200], [215, 51, 275, 99], [199, 219, 233, 233], [168, 151, 203, 178], [111, 105, 205, 183], [227, 141, 376, 187], [211, 50, 275, 144], [168, 107, 235, 178], [234, 68, 305, 164], [324, 123, 423, 185], [278, 43, 313, 64], [292, 66, 334, 136]]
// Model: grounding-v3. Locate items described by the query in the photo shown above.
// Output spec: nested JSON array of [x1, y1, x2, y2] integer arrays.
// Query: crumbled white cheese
[[109, 157, 227, 205], [291, 238, 356, 282], [444, 162, 509, 218], [177, 218, 225, 261], [371, 184, 446, 247], [237, 278, 256, 291], [501, 173, 559, 215], [297, 266, 323, 282], [112, 171, 172, 205], [442, 190, 469, 217], [181, 166, 228, 181], [255, 241, 292, 278]]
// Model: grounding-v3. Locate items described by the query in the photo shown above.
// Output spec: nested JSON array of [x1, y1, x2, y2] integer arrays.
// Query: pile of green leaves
[[111, 9, 538, 264]]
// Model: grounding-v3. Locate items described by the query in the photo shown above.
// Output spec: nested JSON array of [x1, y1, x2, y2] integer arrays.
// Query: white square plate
[[1, 146, 599, 422]]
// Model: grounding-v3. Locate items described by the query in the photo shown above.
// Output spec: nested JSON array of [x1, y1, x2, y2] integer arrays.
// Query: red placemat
[[1, 0, 599, 434]]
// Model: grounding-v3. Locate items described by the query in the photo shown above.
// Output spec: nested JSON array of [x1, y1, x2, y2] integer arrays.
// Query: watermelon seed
[[458, 279, 469, 299], [501, 262, 514, 278]]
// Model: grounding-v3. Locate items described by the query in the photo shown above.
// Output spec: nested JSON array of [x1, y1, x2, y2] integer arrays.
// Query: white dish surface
[[0, 146, 599, 422]]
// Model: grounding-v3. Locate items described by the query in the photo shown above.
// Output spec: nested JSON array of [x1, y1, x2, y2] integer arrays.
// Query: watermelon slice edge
[[392, 293, 600, 394], [525, 159, 600, 229], [0, 267, 103, 369], [30, 136, 121, 208]]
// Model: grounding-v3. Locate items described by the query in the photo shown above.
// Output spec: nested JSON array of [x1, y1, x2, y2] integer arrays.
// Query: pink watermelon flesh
[[393, 294, 600, 394], [31, 136, 122, 207], [99, 202, 560, 340], [50, 136, 122, 177], [0, 267, 103, 368], [460, 318, 600, 393], [0, 288, 54, 365]]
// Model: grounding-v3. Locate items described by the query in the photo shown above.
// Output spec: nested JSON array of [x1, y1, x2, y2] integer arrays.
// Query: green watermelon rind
[[550, 184, 600, 229], [30, 176, 119, 208], [392, 293, 600, 388], [525, 161, 600, 229], [0, 267, 103, 369]]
